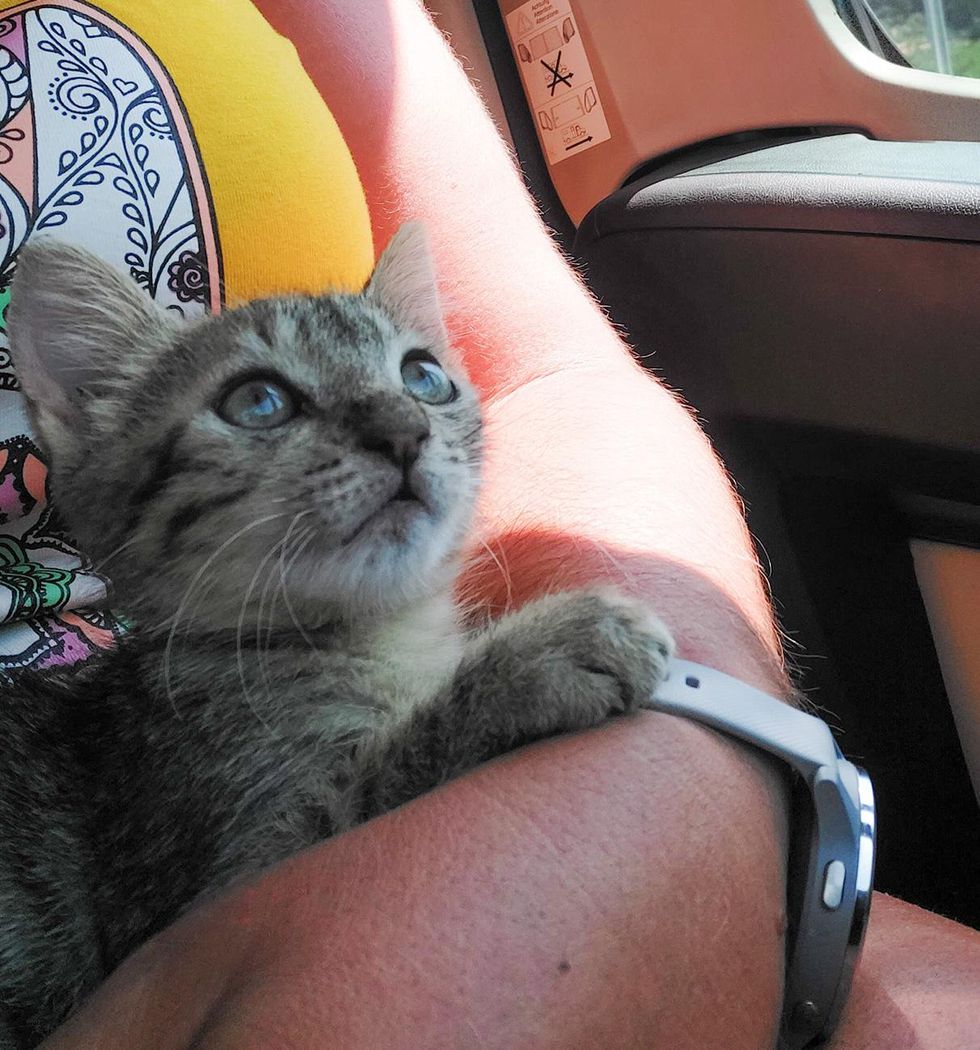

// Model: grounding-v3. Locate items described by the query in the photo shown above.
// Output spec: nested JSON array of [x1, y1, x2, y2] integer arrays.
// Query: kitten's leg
[[359, 588, 673, 818]]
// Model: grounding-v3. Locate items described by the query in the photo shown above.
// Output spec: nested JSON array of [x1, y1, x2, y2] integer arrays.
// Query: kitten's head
[[8, 223, 482, 631]]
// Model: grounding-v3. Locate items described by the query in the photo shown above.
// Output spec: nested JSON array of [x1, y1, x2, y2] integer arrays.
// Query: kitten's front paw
[[361, 588, 676, 818], [572, 586, 675, 709], [488, 587, 675, 734]]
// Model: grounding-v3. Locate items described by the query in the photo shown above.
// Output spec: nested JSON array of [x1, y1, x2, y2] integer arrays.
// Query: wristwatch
[[651, 660, 876, 1049]]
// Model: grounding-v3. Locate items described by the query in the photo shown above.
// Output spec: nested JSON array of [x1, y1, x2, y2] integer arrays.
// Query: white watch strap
[[653, 660, 839, 778], [650, 659, 875, 1049]]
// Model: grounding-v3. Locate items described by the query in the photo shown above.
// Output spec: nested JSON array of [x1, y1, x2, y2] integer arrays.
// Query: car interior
[[426, 0, 980, 929]]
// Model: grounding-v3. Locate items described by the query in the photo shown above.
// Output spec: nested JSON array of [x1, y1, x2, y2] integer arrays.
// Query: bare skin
[[40, 1, 979, 1047], [45, 712, 787, 1050]]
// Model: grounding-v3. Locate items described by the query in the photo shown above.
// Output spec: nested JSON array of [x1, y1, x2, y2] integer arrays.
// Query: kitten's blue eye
[[401, 351, 456, 405], [219, 378, 296, 429]]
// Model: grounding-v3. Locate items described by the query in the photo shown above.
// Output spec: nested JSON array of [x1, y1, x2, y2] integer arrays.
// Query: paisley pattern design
[[0, 537, 76, 619], [0, 2, 220, 675]]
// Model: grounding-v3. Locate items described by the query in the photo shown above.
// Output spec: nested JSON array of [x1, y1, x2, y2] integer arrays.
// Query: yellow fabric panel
[[0, 0, 374, 300], [107, 0, 375, 300]]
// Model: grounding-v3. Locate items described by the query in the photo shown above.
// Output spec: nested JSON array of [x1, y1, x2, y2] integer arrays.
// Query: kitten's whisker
[[278, 530, 320, 652], [164, 566, 224, 661], [255, 529, 298, 709], [236, 536, 290, 731], [290, 528, 319, 585], [163, 512, 287, 719], [253, 509, 314, 702], [278, 513, 321, 656], [477, 538, 514, 613], [246, 509, 314, 718], [268, 511, 314, 636], [92, 536, 140, 574], [236, 557, 269, 717], [587, 539, 639, 594]]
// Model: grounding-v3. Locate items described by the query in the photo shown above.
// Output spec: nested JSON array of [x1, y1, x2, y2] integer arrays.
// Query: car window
[[861, 0, 980, 77]]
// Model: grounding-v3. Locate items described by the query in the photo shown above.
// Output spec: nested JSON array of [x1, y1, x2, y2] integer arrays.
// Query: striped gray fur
[[0, 224, 673, 1047]]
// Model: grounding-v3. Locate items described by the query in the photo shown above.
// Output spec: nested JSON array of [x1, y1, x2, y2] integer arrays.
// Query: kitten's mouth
[[392, 477, 421, 503], [341, 475, 430, 546]]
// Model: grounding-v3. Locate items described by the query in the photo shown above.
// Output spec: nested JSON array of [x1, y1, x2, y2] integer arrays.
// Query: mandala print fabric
[[0, 2, 220, 675]]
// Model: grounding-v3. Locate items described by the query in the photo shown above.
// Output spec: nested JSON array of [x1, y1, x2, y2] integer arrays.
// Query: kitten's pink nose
[[360, 416, 430, 470]]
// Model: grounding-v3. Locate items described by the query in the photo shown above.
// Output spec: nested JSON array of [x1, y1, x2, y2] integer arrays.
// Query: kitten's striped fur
[[0, 225, 673, 1047]]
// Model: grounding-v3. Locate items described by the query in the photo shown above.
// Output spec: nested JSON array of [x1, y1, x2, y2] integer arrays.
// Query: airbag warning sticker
[[505, 0, 611, 165]]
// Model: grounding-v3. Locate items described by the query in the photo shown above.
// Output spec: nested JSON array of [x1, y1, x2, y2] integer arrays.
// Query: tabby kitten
[[0, 224, 673, 1048]]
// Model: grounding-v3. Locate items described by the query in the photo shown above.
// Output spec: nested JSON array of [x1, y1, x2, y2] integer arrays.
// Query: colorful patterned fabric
[[0, 0, 374, 675]]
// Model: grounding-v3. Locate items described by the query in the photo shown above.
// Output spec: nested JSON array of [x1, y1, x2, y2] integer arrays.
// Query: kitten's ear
[[8, 239, 174, 428], [365, 222, 450, 353]]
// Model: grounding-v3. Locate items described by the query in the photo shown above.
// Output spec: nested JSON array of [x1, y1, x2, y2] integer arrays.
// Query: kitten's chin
[[288, 509, 466, 621]]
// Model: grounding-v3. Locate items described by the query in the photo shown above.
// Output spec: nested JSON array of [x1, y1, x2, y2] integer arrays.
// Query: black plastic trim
[[581, 135, 980, 246], [707, 422, 980, 930], [471, 0, 575, 250], [622, 126, 867, 191]]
